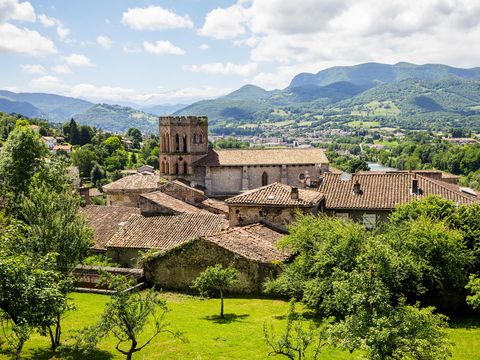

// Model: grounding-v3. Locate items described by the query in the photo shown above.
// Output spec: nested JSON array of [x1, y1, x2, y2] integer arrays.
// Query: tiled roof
[[140, 191, 205, 214], [103, 174, 165, 192], [79, 205, 140, 250], [106, 213, 228, 250], [201, 198, 229, 214], [319, 172, 478, 210], [202, 223, 290, 263], [225, 182, 324, 207], [194, 147, 328, 167]]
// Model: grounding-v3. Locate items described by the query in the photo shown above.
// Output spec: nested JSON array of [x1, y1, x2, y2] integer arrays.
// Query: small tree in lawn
[[77, 272, 182, 360], [192, 264, 239, 319]]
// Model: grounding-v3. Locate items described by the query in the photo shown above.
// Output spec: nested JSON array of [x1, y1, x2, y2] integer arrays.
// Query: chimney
[[353, 180, 362, 195], [411, 178, 419, 195], [291, 187, 299, 200]]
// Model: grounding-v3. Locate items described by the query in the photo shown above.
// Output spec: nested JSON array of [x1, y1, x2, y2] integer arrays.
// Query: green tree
[[466, 274, 480, 309], [68, 118, 80, 145], [79, 125, 93, 145], [90, 163, 105, 185], [72, 144, 99, 177], [192, 264, 239, 319], [0, 121, 48, 209], [104, 136, 123, 155], [77, 273, 181, 360], [127, 128, 142, 149]]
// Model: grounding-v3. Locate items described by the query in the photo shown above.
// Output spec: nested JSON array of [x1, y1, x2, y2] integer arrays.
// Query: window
[[363, 214, 377, 229], [160, 161, 165, 174], [182, 134, 187, 152], [175, 134, 180, 152], [198, 133, 203, 144], [175, 162, 179, 175], [193, 133, 197, 144], [165, 162, 169, 174], [183, 161, 188, 175], [336, 213, 349, 219], [262, 172, 268, 186]]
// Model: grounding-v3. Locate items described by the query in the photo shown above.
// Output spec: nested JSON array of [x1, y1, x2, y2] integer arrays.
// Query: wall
[[106, 191, 144, 207], [247, 166, 282, 189], [286, 164, 322, 186], [159, 181, 207, 205], [324, 209, 391, 226], [106, 247, 144, 268], [138, 196, 178, 216], [210, 166, 243, 195], [144, 240, 283, 294], [228, 205, 316, 227]]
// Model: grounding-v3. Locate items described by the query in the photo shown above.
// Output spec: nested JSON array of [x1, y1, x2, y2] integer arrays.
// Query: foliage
[[76, 273, 182, 360], [264, 300, 325, 360], [192, 264, 239, 319], [466, 275, 480, 310], [82, 254, 119, 268]]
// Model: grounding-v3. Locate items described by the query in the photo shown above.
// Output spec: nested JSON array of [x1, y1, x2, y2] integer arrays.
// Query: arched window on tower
[[183, 134, 187, 152], [183, 161, 188, 175], [165, 162, 170, 174], [175, 162, 179, 175], [161, 161, 165, 174], [193, 133, 197, 144], [175, 134, 180, 152], [262, 171, 268, 186], [198, 133, 203, 144]]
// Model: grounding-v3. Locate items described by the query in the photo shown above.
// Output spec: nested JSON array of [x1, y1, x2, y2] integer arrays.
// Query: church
[[158, 116, 330, 196]]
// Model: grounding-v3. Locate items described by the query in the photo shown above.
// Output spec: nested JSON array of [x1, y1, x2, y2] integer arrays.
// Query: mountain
[[289, 62, 480, 88], [0, 97, 44, 118], [73, 104, 158, 134], [141, 103, 188, 116], [0, 91, 93, 122]]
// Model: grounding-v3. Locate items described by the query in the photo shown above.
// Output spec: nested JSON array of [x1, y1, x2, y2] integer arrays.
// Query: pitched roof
[[140, 191, 205, 214], [106, 212, 228, 250], [319, 172, 478, 210], [79, 205, 140, 251], [202, 223, 290, 263], [103, 174, 165, 192], [225, 182, 324, 207], [194, 148, 328, 167]]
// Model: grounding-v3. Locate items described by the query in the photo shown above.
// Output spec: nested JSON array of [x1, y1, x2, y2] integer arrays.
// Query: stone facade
[[106, 190, 145, 207], [228, 204, 320, 227], [144, 239, 283, 294]]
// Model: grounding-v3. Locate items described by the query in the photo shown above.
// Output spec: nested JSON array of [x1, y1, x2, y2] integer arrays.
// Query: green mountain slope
[[0, 97, 44, 118]]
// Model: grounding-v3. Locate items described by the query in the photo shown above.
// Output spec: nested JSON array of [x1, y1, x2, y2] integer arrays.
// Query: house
[[105, 212, 228, 267], [41, 136, 57, 149], [225, 182, 324, 227], [317, 172, 478, 228], [137, 165, 155, 175], [138, 191, 206, 216], [158, 116, 329, 196], [102, 173, 166, 207], [144, 223, 289, 294], [51, 144, 72, 154], [79, 205, 140, 252]]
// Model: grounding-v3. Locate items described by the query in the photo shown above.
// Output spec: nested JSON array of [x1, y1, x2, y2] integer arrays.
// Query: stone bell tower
[[158, 116, 208, 180]]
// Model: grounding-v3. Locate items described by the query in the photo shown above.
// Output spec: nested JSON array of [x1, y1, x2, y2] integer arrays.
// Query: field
[[1, 292, 480, 360]]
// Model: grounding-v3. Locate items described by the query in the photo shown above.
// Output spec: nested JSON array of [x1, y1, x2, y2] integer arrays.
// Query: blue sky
[[1, 0, 480, 105]]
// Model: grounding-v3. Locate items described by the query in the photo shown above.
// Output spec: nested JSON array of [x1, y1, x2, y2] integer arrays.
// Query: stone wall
[[138, 196, 178, 216], [247, 165, 282, 189], [159, 181, 207, 205], [106, 191, 144, 207], [210, 166, 243, 195], [324, 209, 390, 227], [106, 247, 144, 268], [228, 205, 317, 227], [144, 240, 283, 294]]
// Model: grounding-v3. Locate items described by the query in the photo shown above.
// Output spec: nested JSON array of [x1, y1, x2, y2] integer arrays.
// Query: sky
[[1, 0, 480, 106]]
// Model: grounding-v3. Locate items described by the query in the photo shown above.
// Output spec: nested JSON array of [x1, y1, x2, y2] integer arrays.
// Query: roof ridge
[[416, 174, 476, 201]]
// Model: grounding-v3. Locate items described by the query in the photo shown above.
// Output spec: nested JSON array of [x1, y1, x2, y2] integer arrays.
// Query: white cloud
[[122, 5, 193, 31], [0, 23, 56, 55], [199, 43, 209, 50], [52, 64, 71, 74], [129, 86, 232, 105], [38, 13, 70, 41], [185, 62, 257, 76], [198, 2, 249, 39], [143, 40, 185, 55], [122, 42, 141, 53], [198, 0, 480, 89], [0, 0, 35, 23], [96, 34, 112, 49], [62, 53, 93, 67], [69, 84, 135, 102], [29, 75, 65, 92], [20, 63, 45, 74]]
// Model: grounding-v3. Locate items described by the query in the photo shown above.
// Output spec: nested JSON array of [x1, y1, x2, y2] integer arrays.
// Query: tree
[[79, 125, 93, 145], [192, 264, 239, 319], [104, 136, 123, 155], [77, 273, 181, 360], [90, 163, 105, 185], [264, 300, 325, 360], [127, 128, 142, 149], [71, 144, 99, 177], [68, 118, 80, 145], [0, 121, 48, 208], [466, 274, 480, 309]]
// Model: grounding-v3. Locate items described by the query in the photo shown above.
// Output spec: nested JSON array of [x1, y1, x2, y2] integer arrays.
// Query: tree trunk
[[125, 339, 137, 360], [220, 289, 224, 319]]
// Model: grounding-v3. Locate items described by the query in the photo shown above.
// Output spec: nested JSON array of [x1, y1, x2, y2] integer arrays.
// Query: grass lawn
[[2, 292, 480, 359]]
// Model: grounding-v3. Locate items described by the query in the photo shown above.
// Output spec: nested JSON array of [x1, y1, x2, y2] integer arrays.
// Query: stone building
[[159, 116, 329, 196], [225, 182, 324, 227], [318, 172, 479, 228], [144, 224, 289, 294]]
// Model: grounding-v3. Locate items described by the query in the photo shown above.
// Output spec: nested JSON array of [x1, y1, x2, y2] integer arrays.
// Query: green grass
[[2, 293, 480, 359], [346, 120, 381, 128]]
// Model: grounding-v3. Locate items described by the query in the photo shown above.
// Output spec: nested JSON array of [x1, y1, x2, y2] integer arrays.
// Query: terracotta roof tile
[[194, 148, 328, 167], [225, 182, 324, 207], [202, 224, 289, 263], [319, 172, 478, 210], [106, 213, 228, 250], [79, 205, 140, 250], [140, 191, 205, 214], [103, 174, 165, 192]]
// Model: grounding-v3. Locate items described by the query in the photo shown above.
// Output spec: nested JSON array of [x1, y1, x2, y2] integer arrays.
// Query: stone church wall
[[210, 166, 243, 194], [144, 240, 283, 294], [247, 166, 282, 189]]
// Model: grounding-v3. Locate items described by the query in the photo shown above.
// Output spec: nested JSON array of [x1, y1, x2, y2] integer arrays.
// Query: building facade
[[159, 116, 330, 196]]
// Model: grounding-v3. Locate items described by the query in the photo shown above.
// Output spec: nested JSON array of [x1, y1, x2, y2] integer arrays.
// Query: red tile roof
[[225, 182, 324, 207], [318, 172, 478, 210], [140, 191, 205, 214], [106, 213, 228, 250], [79, 205, 140, 251], [194, 147, 328, 167], [103, 174, 166, 192]]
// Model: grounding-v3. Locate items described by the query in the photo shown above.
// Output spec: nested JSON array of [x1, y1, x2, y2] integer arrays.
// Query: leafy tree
[[192, 264, 239, 319], [146, 155, 159, 170], [0, 121, 48, 207], [348, 157, 370, 173], [466, 274, 480, 309], [77, 273, 181, 360], [79, 125, 93, 145], [130, 152, 137, 165], [90, 163, 105, 184], [68, 118, 80, 145], [72, 144, 99, 177], [264, 300, 325, 360], [104, 136, 123, 155], [127, 128, 142, 148]]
